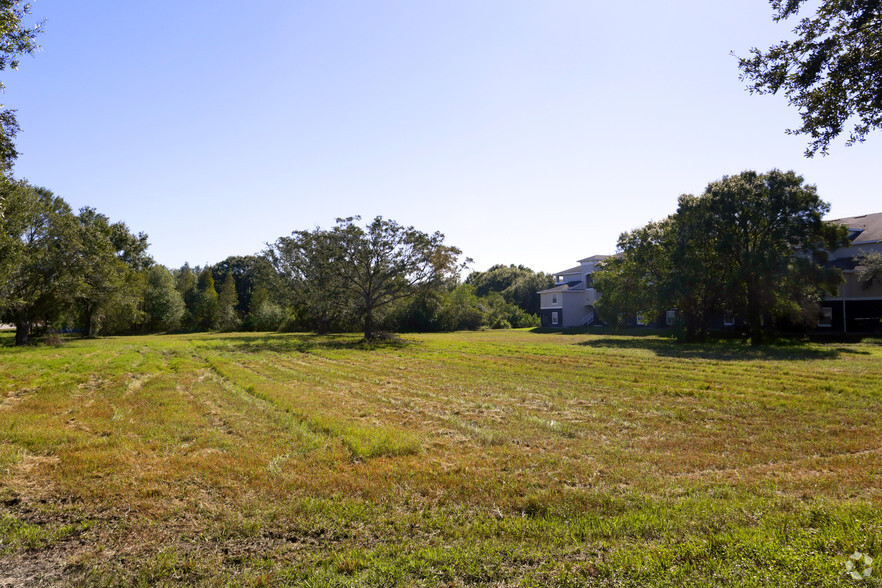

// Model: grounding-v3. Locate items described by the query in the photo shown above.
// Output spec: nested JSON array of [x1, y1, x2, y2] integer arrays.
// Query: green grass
[[1, 329, 881, 585]]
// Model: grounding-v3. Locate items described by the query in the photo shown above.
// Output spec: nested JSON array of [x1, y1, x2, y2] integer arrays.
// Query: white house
[[537, 255, 608, 328]]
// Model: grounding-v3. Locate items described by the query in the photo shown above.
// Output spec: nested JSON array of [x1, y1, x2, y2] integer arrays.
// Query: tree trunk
[[746, 298, 765, 345], [363, 308, 374, 341], [84, 305, 96, 338], [14, 318, 30, 346]]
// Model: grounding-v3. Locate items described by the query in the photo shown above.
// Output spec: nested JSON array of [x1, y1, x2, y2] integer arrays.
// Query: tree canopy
[[596, 170, 849, 341], [270, 216, 466, 340], [738, 0, 882, 156], [0, 182, 79, 344], [465, 264, 552, 315]]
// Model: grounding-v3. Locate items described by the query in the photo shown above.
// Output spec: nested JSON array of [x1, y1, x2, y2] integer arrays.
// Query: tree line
[[0, 182, 552, 345]]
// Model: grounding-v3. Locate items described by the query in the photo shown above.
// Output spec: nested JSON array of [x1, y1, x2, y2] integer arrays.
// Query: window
[[723, 310, 734, 326], [666, 310, 676, 326], [818, 306, 833, 327], [551, 311, 559, 326], [551, 294, 558, 304]]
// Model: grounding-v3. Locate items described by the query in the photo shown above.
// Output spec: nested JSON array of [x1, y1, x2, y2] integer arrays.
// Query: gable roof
[[829, 212, 882, 245], [538, 280, 585, 294], [577, 254, 611, 263], [554, 265, 582, 275]]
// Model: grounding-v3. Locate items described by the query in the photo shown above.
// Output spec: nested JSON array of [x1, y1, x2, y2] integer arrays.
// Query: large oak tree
[[596, 170, 849, 342], [270, 216, 465, 340]]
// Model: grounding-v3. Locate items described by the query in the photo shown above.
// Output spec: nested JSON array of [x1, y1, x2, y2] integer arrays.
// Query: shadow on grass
[[576, 336, 842, 361], [206, 332, 412, 354], [531, 326, 667, 337]]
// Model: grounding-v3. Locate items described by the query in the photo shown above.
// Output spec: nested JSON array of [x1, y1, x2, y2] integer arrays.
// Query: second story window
[[552, 294, 558, 304]]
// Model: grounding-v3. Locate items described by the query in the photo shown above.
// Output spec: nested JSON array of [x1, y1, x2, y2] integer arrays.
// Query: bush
[[249, 301, 285, 332]]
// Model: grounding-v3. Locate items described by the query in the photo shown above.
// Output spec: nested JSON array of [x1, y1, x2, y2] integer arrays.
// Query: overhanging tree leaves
[[738, 0, 882, 156], [270, 216, 466, 340], [0, 1, 43, 173]]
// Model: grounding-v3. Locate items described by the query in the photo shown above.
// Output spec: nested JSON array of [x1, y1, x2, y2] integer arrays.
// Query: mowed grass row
[[0, 330, 881, 586]]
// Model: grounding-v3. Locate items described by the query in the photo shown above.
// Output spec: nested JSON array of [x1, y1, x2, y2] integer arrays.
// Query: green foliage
[[0, 182, 79, 344], [173, 263, 198, 329], [596, 170, 849, 341], [595, 219, 674, 329], [216, 271, 241, 332], [72, 207, 151, 336], [465, 264, 553, 315], [142, 265, 185, 332], [194, 267, 219, 330], [857, 251, 882, 289], [211, 255, 279, 315], [248, 300, 286, 331], [0, 182, 152, 341], [270, 216, 466, 339], [394, 283, 541, 331], [738, 0, 882, 156], [437, 283, 486, 331]]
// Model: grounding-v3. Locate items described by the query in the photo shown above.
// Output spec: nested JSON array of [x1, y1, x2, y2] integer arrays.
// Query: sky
[[8, 0, 882, 275]]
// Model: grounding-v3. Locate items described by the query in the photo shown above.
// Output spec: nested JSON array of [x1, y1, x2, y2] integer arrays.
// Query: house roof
[[577, 254, 611, 263], [538, 280, 585, 294], [555, 265, 582, 275], [829, 212, 882, 245]]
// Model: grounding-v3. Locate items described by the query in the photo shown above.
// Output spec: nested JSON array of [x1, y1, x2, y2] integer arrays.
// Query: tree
[[216, 271, 241, 331], [194, 267, 219, 330], [595, 219, 677, 329], [0, 183, 79, 345], [465, 264, 553, 315], [738, 0, 882, 156], [595, 170, 849, 342], [174, 263, 198, 329], [857, 251, 882, 288], [0, 1, 43, 173], [270, 216, 466, 340], [0, 177, 30, 283], [142, 265, 185, 332], [211, 255, 279, 316], [72, 207, 151, 336]]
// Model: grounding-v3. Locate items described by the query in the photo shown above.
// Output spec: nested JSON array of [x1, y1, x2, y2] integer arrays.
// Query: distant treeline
[[0, 180, 551, 344]]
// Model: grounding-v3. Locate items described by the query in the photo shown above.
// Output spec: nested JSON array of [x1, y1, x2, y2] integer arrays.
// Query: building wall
[[562, 292, 588, 327], [836, 272, 882, 299], [540, 292, 563, 309]]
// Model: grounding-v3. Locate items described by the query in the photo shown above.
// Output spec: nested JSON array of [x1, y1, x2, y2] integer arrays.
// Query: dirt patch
[[0, 544, 84, 587]]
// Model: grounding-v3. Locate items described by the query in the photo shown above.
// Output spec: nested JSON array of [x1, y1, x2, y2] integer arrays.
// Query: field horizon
[[1, 329, 880, 586]]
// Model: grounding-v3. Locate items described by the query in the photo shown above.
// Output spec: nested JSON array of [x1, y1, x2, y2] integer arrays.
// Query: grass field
[[1, 329, 881, 586]]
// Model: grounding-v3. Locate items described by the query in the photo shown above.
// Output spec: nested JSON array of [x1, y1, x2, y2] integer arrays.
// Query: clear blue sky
[[8, 1, 882, 274]]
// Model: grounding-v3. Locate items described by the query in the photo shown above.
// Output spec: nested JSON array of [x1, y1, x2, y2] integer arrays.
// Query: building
[[536, 212, 882, 333], [819, 212, 882, 333], [537, 255, 608, 328]]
